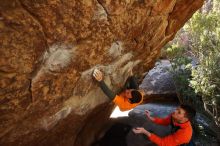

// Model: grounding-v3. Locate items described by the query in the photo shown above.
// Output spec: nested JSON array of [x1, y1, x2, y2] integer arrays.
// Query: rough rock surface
[[0, 0, 204, 146], [140, 60, 175, 95], [140, 60, 177, 102]]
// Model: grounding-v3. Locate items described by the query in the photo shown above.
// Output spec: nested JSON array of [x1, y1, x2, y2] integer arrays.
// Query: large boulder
[[0, 0, 204, 146], [140, 60, 177, 102]]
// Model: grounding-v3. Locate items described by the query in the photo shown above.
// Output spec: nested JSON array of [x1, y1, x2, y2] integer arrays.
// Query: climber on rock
[[133, 104, 196, 146], [92, 69, 143, 111]]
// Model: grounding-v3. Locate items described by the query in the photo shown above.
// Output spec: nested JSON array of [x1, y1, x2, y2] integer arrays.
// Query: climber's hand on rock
[[145, 110, 155, 121], [93, 69, 103, 82]]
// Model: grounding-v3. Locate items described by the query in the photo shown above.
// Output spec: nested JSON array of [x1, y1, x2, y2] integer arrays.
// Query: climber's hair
[[129, 90, 143, 104]]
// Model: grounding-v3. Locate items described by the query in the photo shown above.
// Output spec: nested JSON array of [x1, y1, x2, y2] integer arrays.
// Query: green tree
[[188, 8, 220, 124], [167, 0, 220, 125]]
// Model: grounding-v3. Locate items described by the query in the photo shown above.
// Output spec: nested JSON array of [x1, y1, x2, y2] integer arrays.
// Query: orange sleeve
[[113, 95, 137, 111], [149, 128, 192, 146], [113, 95, 122, 104], [153, 115, 171, 126]]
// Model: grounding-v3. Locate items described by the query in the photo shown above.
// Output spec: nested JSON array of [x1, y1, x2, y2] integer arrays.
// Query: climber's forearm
[[98, 80, 116, 100]]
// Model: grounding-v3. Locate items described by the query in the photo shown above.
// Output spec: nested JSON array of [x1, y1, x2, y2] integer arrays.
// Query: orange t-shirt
[[113, 94, 143, 111], [149, 115, 193, 146]]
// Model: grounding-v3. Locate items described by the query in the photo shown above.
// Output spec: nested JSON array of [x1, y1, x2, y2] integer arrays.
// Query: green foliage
[[184, 3, 220, 104], [165, 0, 220, 109], [190, 52, 220, 103], [165, 44, 198, 105]]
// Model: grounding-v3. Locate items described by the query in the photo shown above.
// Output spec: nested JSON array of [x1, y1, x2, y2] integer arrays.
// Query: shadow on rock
[[92, 123, 131, 146]]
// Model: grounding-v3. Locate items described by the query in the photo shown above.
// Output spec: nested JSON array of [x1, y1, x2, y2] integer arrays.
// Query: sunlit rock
[[0, 0, 204, 145]]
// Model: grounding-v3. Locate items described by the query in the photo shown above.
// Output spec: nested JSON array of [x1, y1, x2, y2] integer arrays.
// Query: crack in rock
[[96, 0, 110, 21]]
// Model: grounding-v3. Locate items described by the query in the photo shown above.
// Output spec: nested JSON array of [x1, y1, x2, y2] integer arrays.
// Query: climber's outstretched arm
[[93, 69, 116, 100]]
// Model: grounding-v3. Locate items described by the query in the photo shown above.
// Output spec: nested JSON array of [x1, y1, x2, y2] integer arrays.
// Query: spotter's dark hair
[[180, 104, 196, 121]]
